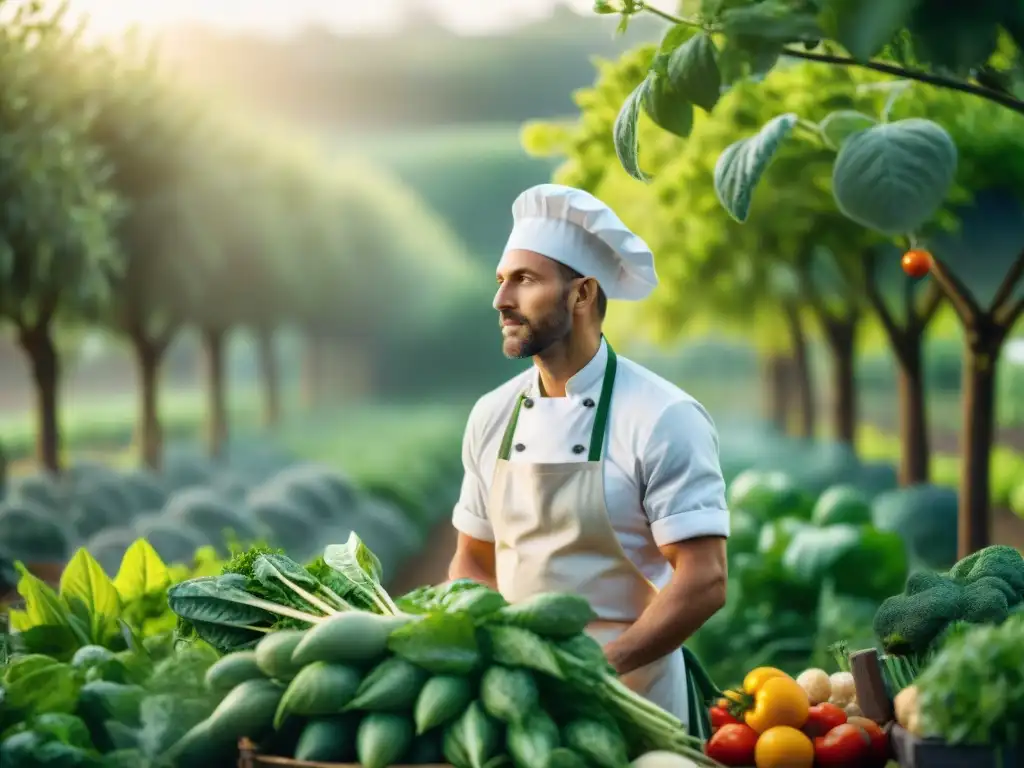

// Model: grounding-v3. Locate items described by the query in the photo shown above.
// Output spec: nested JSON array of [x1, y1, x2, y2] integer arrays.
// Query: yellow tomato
[[742, 667, 790, 695], [743, 676, 810, 734], [754, 726, 814, 768]]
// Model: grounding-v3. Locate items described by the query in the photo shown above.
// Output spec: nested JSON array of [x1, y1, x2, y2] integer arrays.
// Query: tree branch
[[862, 253, 904, 345], [778, 48, 1024, 115], [917, 279, 946, 328], [928, 256, 983, 327], [990, 245, 1024, 318], [995, 294, 1024, 329]]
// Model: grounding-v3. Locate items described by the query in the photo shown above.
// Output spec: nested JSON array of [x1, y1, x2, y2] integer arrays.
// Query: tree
[[81, 42, 218, 469], [0, 5, 121, 473], [595, 0, 1024, 556]]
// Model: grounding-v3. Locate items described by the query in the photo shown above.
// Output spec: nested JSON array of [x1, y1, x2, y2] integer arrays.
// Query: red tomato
[[901, 249, 932, 278], [706, 723, 759, 766], [846, 717, 891, 766], [710, 705, 742, 730], [801, 702, 847, 738], [813, 723, 871, 767]]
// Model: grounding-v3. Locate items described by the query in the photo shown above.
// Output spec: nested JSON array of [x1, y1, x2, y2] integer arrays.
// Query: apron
[[486, 342, 716, 736]]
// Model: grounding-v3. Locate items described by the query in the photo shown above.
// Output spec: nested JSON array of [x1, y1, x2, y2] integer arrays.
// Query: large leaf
[[831, 118, 958, 235], [714, 113, 798, 222], [643, 72, 694, 139], [3, 658, 82, 714], [166, 575, 277, 628], [323, 532, 392, 613], [387, 612, 481, 675], [721, 2, 821, 41], [820, 0, 921, 61], [13, 562, 71, 629], [59, 548, 122, 644], [480, 625, 565, 680], [818, 110, 878, 149], [613, 78, 650, 182], [113, 539, 169, 603], [665, 32, 721, 112]]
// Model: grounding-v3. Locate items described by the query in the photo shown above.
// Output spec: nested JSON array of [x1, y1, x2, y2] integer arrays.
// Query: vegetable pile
[[166, 537, 718, 767], [703, 666, 889, 768]]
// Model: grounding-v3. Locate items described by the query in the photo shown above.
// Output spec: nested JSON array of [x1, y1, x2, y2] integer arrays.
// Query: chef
[[447, 183, 730, 730]]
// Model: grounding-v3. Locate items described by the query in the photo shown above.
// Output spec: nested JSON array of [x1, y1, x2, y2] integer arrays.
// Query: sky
[[60, 0, 640, 38]]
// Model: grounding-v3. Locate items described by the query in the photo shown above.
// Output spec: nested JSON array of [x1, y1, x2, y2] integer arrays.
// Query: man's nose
[[493, 283, 514, 311]]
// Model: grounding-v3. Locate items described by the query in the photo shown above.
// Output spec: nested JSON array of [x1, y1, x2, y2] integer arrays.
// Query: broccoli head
[[875, 546, 1024, 656], [946, 545, 1024, 605]]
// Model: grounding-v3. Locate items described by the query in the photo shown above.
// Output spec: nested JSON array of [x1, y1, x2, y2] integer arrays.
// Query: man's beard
[[499, 304, 572, 360]]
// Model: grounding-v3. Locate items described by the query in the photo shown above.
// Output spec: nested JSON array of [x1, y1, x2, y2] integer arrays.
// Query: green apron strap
[[496, 341, 618, 463], [497, 394, 526, 461]]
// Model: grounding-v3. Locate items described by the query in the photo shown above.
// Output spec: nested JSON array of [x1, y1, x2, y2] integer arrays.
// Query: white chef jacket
[[452, 339, 730, 590]]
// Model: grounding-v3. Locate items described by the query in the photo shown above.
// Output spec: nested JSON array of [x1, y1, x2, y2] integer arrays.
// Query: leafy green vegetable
[[414, 675, 475, 734], [274, 662, 362, 727], [357, 713, 414, 768], [444, 700, 502, 768], [346, 656, 429, 712], [387, 611, 480, 674], [492, 593, 597, 639], [324, 532, 400, 614]]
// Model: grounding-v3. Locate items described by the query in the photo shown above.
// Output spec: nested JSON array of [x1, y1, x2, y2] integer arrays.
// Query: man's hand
[[447, 532, 498, 590], [603, 535, 727, 676]]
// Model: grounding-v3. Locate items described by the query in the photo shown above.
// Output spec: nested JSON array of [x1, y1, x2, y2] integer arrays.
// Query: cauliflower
[[828, 671, 857, 707], [796, 668, 831, 705]]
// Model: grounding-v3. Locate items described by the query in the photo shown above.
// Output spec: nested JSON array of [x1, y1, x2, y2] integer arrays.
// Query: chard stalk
[[317, 586, 355, 612], [274, 573, 339, 616], [242, 595, 328, 625]]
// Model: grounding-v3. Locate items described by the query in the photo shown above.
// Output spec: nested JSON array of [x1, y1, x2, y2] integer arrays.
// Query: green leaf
[[59, 548, 122, 645], [721, 1, 821, 41], [13, 562, 71, 629], [642, 72, 695, 139], [718, 36, 783, 85], [714, 113, 799, 222], [4, 661, 82, 714], [781, 524, 862, 584], [819, 0, 923, 61], [480, 625, 565, 680], [613, 78, 651, 181], [113, 539, 169, 603], [831, 118, 958, 236], [387, 612, 481, 675], [651, 23, 697, 76], [831, 527, 908, 601], [818, 110, 878, 149], [323, 532, 391, 611], [665, 32, 721, 112]]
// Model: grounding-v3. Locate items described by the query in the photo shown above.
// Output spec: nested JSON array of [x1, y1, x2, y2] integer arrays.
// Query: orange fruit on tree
[[901, 248, 932, 278]]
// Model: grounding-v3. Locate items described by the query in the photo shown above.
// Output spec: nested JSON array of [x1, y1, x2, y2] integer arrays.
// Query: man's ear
[[573, 277, 599, 314]]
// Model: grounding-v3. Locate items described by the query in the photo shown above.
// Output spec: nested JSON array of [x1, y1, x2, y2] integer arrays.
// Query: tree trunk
[[131, 334, 167, 471], [17, 325, 61, 474], [958, 329, 1002, 558], [824, 320, 857, 446], [894, 337, 929, 486], [302, 330, 324, 410], [761, 354, 791, 432], [202, 326, 229, 460], [256, 327, 281, 429], [785, 310, 816, 439]]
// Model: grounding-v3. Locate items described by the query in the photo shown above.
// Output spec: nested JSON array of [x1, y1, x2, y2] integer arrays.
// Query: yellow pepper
[[743, 667, 790, 695], [743, 675, 810, 734]]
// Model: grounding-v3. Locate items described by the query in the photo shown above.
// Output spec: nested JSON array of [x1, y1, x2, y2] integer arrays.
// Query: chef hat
[[501, 184, 658, 301]]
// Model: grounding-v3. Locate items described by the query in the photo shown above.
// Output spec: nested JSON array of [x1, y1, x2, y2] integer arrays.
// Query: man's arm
[[603, 399, 730, 676], [448, 533, 497, 589], [447, 398, 498, 588], [603, 536, 726, 675]]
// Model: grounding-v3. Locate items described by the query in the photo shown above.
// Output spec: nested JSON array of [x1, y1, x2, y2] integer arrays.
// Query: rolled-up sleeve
[[641, 399, 730, 546], [451, 400, 495, 542]]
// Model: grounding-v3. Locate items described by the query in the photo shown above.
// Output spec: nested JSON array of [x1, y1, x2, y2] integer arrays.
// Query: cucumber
[[291, 612, 412, 666], [294, 715, 360, 763], [204, 651, 265, 693], [547, 747, 589, 768], [357, 713, 414, 768], [480, 665, 538, 725], [494, 593, 596, 638], [414, 674, 475, 734], [254, 630, 306, 681], [274, 662, 362, 728], [445, 701, 503, 768], [346, 656, 430, 712]]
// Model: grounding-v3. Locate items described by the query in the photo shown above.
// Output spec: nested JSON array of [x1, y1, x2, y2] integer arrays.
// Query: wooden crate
[[237, 738, 453, 768]]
